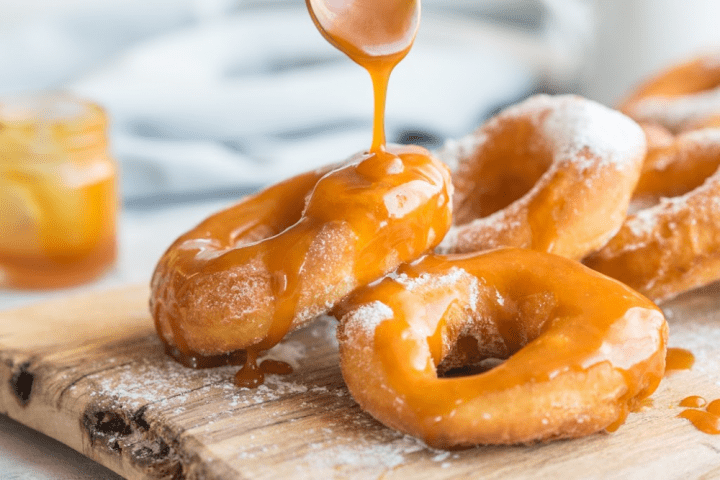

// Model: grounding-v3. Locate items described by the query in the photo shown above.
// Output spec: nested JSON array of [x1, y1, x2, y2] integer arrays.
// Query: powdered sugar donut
[[621, 54, 720, 133], [585, 128, 720, 303], [436, 95, 646, 260]]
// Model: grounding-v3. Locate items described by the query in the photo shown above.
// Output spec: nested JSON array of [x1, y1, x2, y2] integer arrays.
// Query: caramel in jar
[[0, 95, 117, 288]]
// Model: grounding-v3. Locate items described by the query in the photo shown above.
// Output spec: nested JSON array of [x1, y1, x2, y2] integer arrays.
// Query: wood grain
[[1, 283, 720, 479]]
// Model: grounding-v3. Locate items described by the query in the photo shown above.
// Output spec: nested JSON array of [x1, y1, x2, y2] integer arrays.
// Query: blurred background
[[0, 0, 718, 303], [0, 1, 718, 477], [0, 2, 718, 301], [1, 0, 716, 207]]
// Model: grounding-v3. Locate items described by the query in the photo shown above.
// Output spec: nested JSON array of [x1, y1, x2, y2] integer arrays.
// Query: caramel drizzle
[[152, 0, 449, 389], [337, 249, 667, 443]]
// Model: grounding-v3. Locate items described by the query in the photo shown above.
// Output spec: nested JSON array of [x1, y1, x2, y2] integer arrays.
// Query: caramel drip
[[235, 349, 263, 388], [306, 0, 419, 154], [233, 351, 294, 388], [680, 396, 707, 408], [677, 397, 720, 435], [665, 347, 695, 373], [151, 0, 449, 388], [678, 409, 720, 435]]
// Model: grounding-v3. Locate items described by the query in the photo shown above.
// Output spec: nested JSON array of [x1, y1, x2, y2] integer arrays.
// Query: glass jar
[[0, 94, 117, 289]]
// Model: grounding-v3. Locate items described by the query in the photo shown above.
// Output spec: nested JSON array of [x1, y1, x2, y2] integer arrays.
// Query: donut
[[620, 54, 720, 133], [585, 128, 720, 303], [150, 145, 453, 377], [436, 95, 646, 260], [335, 248, 668, 448]]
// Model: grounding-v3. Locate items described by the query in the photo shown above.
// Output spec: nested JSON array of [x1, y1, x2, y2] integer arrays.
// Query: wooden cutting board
[[1, 284, 720, 480]]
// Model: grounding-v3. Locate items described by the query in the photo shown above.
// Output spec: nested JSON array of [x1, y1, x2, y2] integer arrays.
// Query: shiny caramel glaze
[[152, 0, 445, 386], [584, 128, 720, 303], [620, 54, 720, 133], [151, 147, 452, 379], [436, 95, 646, 261], [677, 397, 720, 435], [665, 347, 695, 373], [335, 248, 668, 447], [679, 396, 707, 408]]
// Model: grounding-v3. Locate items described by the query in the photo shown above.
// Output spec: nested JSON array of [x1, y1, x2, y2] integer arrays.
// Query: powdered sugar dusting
[[260, 339, 307, 370], [538, 95, 645, 172], [297, 430, 461, 477], [395, 267, 469, 292], [435, 131, 487, 172], [629, 88, 720, 132], [682, 127, 720, 146], [342, 301, 394, 338]]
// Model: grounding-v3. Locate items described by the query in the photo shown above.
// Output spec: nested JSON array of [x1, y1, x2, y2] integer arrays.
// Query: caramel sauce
[[677, 397, 720, 435], [336, 249, 668, 445], [151, 0, 451, 388], [678, 409, 720, 435], [680, 395, 707, 408], [706, 399, 720, 416], [665, 347, 695, 373], [306, 0, 418, 154]]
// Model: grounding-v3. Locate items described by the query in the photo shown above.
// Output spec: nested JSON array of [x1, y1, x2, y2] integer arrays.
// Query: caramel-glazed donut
[[585, 128, 720, 303], [150, 145, 452, 369], [620, 54, 720, 133], [336, 248, 668, 448], [436, 95, 646, 260]]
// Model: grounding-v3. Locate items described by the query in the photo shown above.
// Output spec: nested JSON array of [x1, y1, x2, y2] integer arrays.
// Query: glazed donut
[[150, 145, 452, 373], [620, 54, 720, 133], [335, 248, 668, 448], [436, 95, 646, 260], [585, 128, 720, 303]]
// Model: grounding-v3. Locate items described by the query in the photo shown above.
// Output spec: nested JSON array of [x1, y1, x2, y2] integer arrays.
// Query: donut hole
[[436, 289, 561, 378], [438, 354, 504, 378], [452, 117, 554, 225]]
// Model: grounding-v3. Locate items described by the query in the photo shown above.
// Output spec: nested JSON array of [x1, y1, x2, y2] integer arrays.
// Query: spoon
[[306, 0, 421, 153], [305, 0, 421, 65]]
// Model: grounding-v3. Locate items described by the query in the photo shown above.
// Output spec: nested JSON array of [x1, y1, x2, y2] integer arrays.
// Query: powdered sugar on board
[[5, 283, 720, 479]]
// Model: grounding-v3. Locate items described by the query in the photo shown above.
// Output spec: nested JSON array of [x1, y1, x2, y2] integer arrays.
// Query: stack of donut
[[150, 55, 720, 448]]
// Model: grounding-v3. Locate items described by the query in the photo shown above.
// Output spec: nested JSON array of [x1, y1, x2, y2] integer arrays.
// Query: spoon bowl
[[306, 0, 420, 62]]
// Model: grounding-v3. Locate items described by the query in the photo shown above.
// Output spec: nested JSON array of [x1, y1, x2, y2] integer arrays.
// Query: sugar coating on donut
[[434, 132, 487, 173], [341, 301, 394, 343], [628, 88, 720, 132], [585, 128, 720, 302], [534, 95, 646, 173], [435, 94, 646, 259]]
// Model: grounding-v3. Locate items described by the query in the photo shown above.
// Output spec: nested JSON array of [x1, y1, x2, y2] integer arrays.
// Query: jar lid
[[0, 93, 107, 159]]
